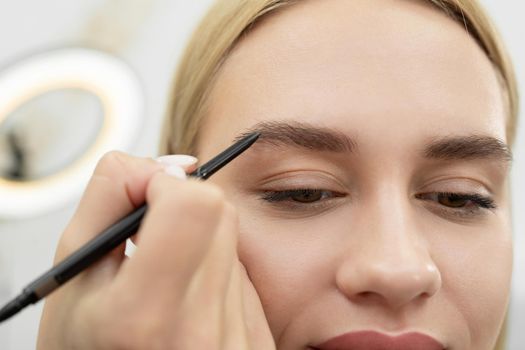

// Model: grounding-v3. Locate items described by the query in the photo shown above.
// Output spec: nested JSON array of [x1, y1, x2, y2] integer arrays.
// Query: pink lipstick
[[313, 330, 445, 350]]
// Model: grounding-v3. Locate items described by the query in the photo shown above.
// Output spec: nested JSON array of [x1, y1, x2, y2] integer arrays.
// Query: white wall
[[0, 1, 523, 349], [481, 2, 525, 349]]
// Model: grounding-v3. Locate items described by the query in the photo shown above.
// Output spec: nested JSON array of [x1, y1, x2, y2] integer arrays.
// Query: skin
[[37, 0, 512, 349], [198, 0, 513, 349]]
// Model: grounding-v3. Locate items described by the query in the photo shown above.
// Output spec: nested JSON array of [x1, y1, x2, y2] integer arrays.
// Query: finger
[[127, 154, 199, 254], [156, 203, 240, 349], [185, 202, 239, 302], [117, 172, 225, 297], [56, 152, 164, 265], [177, 203, 239, 334]]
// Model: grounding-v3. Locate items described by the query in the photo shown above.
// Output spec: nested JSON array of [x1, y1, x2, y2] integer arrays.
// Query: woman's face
[[195, 0, 513, 349]]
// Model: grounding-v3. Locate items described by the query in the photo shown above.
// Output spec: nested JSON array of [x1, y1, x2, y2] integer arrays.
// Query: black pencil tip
[[0, 300, 21, 323], [0, 293, 33, 323], [247, 131, 261, 141], [190, 131, 260, 180]]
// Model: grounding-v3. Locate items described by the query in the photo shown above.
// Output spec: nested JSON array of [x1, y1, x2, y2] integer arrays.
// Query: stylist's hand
[[36, 152, 276, 350]]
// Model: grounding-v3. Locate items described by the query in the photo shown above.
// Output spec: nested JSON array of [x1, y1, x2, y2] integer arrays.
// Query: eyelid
[[256, 170, 347, 191], [417, 176, 495, 197]]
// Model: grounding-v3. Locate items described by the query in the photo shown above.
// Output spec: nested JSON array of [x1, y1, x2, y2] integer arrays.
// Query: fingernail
[[155, 155, 198, 167], [163, 165, 187, 179], [125, 239, 137, 257]]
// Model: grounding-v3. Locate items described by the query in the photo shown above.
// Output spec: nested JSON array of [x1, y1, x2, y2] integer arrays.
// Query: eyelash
[[415, 191, 496, 209], [259, 189, 496, 217], [260, 189, 344, 212], [415, 191, 497, 219]]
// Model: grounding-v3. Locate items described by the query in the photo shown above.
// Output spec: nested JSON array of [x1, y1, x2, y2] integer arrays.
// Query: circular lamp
[[0, 48, 143, 219]]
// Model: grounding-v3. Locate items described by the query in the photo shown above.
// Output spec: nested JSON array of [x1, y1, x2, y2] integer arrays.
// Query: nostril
[[353, 291, 385, 305], [420, 291, 432, 299], [357, 291, 374, 298]]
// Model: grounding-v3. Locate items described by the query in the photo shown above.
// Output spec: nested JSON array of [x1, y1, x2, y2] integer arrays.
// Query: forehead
[[198, 0, 506, 156]]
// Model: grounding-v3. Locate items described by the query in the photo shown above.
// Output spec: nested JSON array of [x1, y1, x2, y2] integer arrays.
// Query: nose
[[335, 195, 442, 310]]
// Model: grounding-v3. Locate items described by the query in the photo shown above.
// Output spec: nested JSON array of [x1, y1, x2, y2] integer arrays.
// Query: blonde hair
[[160, 0, 518, 156], [160, 1, 517, 348]]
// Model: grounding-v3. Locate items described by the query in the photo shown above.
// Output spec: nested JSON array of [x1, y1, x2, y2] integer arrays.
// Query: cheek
[[434, 220, 513, 347], [235, 207, 337, 337]]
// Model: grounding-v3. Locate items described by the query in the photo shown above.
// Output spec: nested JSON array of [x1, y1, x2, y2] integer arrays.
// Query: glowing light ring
[[0, 48, 143, 219]]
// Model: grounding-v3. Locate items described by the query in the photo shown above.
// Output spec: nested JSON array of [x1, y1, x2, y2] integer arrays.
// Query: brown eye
[[261, 189, 339, 204], [289, 189, 324, 203], [437, 193, 468, 208]]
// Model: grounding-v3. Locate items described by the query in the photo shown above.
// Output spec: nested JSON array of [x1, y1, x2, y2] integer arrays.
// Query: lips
[[312, 330, 445, 350]]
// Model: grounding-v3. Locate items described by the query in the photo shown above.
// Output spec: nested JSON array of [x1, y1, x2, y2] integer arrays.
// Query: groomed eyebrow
[[423, 135, 513, 163], [234, 121, 512, 165], [233, 121, 357, 153]]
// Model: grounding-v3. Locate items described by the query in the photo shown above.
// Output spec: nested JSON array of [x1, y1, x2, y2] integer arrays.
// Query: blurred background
[[0, 0, 523, 348]]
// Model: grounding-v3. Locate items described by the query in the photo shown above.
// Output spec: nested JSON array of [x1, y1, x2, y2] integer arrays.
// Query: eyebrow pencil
[[0, 132, 260, 323]]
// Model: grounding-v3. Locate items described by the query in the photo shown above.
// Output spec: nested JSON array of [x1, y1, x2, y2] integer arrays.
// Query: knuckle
[[94, 151, 129, 175], [93, 151, 158, 180], [147, 176, 231, 233], [196, 182, 226, 209], [187, 185, 227, 221], [153, 178, 226, 212]]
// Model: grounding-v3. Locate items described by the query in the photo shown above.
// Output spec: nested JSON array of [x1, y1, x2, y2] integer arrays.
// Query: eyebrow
[[234, 121, 512, 164], [423, 135, 513, 163], [233, 121, 357, 153]]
